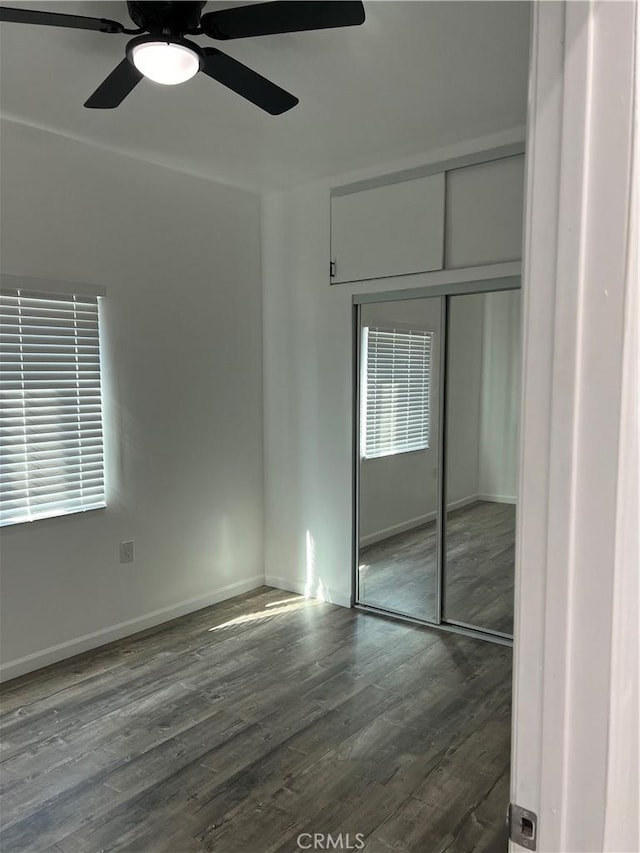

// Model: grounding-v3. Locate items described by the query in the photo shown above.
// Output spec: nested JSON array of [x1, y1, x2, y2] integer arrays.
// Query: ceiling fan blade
[[201, 48, 298, 115], [0, 5, 126, 33], [84, 59, 143, 109], [201, 1, 365, 40]]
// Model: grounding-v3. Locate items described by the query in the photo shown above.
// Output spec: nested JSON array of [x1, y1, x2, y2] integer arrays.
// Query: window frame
[[0, 274, 107, 528], [360, 322, 435, 462]]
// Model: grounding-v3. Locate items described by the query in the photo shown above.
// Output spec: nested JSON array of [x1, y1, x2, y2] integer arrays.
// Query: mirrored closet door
[[356, 297, 442, 622], [443, 290, 521, 637], [354, 283, 521, 643]]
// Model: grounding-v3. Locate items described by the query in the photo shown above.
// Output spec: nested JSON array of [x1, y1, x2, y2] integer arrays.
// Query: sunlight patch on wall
[[305, 529, 330, 602]]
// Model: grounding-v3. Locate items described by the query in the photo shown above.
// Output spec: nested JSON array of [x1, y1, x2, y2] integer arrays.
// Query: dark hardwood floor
[[359, 501, 515, 634], [0, 586, 512, 853]]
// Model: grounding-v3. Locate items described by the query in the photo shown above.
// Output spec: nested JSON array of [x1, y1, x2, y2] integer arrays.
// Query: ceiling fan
[[0, 1, 366, 113]]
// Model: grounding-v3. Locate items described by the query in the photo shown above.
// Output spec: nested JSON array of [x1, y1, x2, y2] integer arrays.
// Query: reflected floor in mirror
[[359, 501, 515, 635]]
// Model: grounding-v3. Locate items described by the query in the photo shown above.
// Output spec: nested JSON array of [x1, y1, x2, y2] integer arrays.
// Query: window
[[361, 326, 432, 459], [0, 287, 106, 526]]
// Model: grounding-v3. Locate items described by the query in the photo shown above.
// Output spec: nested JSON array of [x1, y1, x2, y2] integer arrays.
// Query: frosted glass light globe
[[131, 41, 200, 85]]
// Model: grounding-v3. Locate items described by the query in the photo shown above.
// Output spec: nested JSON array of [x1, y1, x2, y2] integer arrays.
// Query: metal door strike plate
[[508, 803, 537, 850]]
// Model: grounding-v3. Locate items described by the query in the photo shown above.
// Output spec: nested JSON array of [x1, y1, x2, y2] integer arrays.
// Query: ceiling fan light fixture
[[130, 38, 201, 85], [2, 1, 366, 111]]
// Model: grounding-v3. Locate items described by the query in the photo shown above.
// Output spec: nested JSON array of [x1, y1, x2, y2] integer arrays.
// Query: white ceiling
[[0, 1, 530, 190]]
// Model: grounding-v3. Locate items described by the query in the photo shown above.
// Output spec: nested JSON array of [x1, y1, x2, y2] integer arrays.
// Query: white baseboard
[[265, 575, 351, 609], [359, 511, 436, 548], [0, 574, 265, 683], [478, 493, 518, 504], [264, 574, 307, 598], [359, 494, 482, 548], [447, 494, 484, 512]]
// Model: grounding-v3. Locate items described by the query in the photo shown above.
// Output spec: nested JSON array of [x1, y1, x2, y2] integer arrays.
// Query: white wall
[[0, 119, 265, 680], [262, 128, 525, 608], [359, 298, 441, 545], [479, 290, 521, 501], [445, 294, 485, 507], [447, 290, 520, 507]]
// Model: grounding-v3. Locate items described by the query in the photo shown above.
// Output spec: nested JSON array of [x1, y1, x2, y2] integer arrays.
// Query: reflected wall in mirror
[[444, 290, 521, 635], [357, 297, 441, 621]]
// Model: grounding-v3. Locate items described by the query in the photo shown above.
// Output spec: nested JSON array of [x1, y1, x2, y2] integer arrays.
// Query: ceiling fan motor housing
[[0, 1, 365, 112], [127, 1, 207, 35]]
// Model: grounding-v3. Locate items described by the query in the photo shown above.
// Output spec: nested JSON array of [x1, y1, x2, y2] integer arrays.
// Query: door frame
[[511, 2, 638, 850]]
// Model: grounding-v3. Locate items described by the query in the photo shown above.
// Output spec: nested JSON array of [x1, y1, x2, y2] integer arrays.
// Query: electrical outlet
[[120, 541, 134, 564]]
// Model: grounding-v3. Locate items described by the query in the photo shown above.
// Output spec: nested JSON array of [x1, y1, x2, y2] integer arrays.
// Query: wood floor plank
[[360, 501, 515, 634], [0, 588, 281, 716], [1, 586, 512, 853]]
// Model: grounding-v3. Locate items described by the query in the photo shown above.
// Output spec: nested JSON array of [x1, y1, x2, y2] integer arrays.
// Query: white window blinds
[[361, 326, 432, 459], [0, 288, 105, 526]]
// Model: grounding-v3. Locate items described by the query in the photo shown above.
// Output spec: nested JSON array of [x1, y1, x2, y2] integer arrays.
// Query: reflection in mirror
[[357, 297, 441, 622], [444, 290, 521, 635]]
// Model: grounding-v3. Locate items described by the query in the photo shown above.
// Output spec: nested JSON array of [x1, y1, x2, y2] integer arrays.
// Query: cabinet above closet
[[445, 154, 525, 269], [330, 173, 445, 284], [330, 149, 525, 285]]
